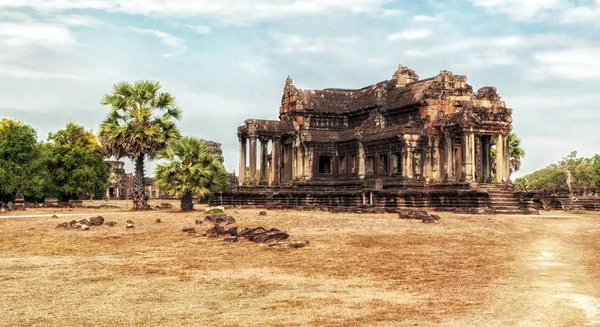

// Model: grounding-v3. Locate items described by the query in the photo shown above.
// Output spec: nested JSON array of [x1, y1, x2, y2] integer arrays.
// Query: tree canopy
[[0, 118, 52, 201], [99, 80, 181, 209], [154, 137, 229, 211], [514, 151, 600, 191], [46, 122, 109, 201]]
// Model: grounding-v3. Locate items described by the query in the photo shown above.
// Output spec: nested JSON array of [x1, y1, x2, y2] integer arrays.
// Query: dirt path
[[444, 215, 600, 326], [0, 210, 177, 219]]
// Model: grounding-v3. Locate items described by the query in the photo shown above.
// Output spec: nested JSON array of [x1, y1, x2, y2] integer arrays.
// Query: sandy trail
[[443, 216, 600, 326]]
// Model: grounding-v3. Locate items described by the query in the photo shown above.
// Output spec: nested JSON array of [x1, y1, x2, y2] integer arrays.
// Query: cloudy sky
[[1, 0, 599, 177]]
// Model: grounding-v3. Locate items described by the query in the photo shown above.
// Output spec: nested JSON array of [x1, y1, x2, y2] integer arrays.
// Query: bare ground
[[1, 204, 599, 326]]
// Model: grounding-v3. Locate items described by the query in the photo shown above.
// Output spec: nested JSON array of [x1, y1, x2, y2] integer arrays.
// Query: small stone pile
[[204, 224, 290, 244], [398, 209, 441, 223], [203, 214, 236, 226], [55, 216, 119, 230], [0, 201, 25, 212]]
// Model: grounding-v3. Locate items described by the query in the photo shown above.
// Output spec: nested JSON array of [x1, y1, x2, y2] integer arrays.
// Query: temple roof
[[295, 78, 436, 114]]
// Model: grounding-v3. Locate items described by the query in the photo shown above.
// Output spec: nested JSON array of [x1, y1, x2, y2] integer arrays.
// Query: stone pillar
[[297, 146, 304, 179], [271, 138, 281, 185], [358, 142, 366, 179], [503, 135, 510, 182], [238, 137, 246, 186], [406, 146, 413, 179], [432, 137, 441, 182], [423, 137, 433, 181], [105, 187, 110, 199], [496, 134, 504, 183], [249, 136, 257, 185], [445, 133, 455, 181], [462, 132, 475, 182], [260, 138, 269, 185], [481, 136, 491, 183]]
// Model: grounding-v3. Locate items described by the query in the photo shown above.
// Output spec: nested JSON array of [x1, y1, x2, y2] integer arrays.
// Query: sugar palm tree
[[99, 80, 181, 210], [154, 137, 229, 211], [508, 132, 525, 174], [490, 132, 525, 180]]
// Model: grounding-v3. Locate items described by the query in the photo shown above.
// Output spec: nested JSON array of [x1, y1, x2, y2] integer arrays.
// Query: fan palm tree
[[490, 132, 525, 180], [154, 137, 229, 211], [99, 80, 181, 210], [508, 132, 525, 174]]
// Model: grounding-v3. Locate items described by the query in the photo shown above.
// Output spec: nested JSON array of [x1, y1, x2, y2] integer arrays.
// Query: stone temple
[[215, 65, 534, 213]]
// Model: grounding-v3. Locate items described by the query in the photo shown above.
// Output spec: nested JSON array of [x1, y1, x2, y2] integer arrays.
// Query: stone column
[[249, 136, 257, 185], [297, 147, 304, 179], [406, 145, 413, 179], [481, 136, 491, 183], [238, 137, 246, 186], [503, 135, 510, 182], [445, 133, 455, 181], [462, 132, 475, 182], [358, 142, 366, 179], [271, 138, 281, 185], [423, 138, 433, 181], [260, 138, 269, 185], [432, 137, 441, 182], [495, 134, 504, 183]]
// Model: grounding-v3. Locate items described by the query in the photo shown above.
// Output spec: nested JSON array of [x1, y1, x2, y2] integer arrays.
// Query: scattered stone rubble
[[199, 213, 305, 247], [397, 209, 441, 223], [55, 216, 115, 230]]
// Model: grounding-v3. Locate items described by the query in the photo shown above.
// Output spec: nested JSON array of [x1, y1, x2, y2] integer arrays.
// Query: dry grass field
[[1, 203, 600, 326]]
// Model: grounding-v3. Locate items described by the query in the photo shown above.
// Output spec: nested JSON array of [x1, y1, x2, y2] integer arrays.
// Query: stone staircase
[[477, 183, 535, 214]]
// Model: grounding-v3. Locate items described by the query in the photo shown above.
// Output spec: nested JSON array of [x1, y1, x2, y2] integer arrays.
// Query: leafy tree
[[520, 165, 566, 191], [154, 137, 229, 211], [491, 132, 525, 180], [46, 122, 109, 201], [0, 118, 52, 201], [99, 80, 181, 210]]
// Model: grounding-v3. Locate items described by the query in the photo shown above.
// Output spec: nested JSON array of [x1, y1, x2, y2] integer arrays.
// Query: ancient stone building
[[105, 140, 225, 200], [105, 160, 126, 199], [216, 65, 529, 212], [202, 139, 225, 166]]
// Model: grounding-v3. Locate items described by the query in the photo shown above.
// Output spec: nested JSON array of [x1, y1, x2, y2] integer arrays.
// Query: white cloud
[[470, 0, 600, 26], [532, 48, 600, 80], [380, 9, 403, 17], [0, 10, 32, 20], [273, 34, 360, 54], [187, 25, 211, 34], [0, 64, 82, 80], [49, 14, 105, 26], [130, 27, 186, 56], [0, 0, 393, 24], [239, 56, 268, 74], [404, 33, 578, 58], [412, 15, 437, 22], [0, 21, 77, 49], [469, 0, 567, 20], [387, 28, 432, 41], [561, 1, 600, 26]]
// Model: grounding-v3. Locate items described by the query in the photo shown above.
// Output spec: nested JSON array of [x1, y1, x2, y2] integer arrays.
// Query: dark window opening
[[319, 156, 332, 174], [350, 154, 357, 173], [379, 154, 389, 174], [366, 156, 375, 175]]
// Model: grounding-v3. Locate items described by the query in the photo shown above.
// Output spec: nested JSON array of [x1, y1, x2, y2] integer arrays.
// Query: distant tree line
[[0, 119, 108, 202], [514, 151, 600, 192], [0, 80, 229, 210]]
